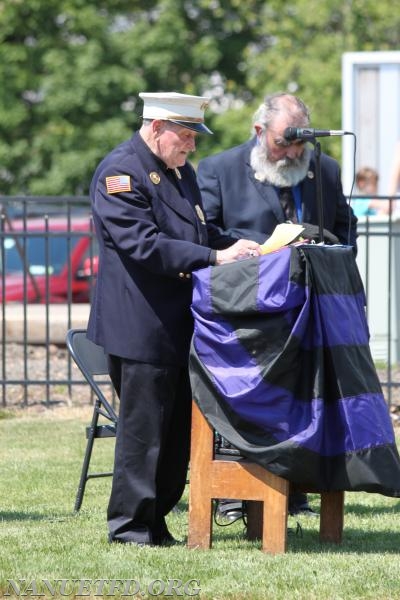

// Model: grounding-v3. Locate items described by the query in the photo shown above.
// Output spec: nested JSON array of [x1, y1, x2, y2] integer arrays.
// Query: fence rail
[[1, 196, 399, 413]]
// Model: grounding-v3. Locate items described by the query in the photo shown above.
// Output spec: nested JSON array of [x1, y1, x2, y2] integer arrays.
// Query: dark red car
[[1, 214, 98, 303]]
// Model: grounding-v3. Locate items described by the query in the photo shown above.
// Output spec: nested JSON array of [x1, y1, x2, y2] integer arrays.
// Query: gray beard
[[250, 142, 312, 187]]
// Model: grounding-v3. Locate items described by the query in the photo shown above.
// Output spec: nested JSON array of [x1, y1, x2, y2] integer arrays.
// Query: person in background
[[87, 91, 261, 546], [197, 91, 358, 520], [352, 166, 389, 216]]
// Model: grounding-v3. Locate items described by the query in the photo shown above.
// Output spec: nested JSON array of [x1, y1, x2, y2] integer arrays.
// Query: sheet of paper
[[260, 223, 305, 255]]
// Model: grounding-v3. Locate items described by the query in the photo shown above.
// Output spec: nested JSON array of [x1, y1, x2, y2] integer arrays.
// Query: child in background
[[352, 167, 389, 216]]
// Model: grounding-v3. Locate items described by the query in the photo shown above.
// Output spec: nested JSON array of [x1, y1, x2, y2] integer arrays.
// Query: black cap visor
[[169, 120, 213, 135]]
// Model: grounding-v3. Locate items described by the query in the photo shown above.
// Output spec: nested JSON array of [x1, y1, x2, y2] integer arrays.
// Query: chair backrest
[[66, 328, 108, 376], [66, 328, 117, 422]]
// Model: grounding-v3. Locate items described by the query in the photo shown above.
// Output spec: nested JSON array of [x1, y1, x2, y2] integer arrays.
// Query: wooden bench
[[187, 401, 344, 553]]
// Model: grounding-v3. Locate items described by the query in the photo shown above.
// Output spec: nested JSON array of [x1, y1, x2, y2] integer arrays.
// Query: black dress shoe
[[108, 536, 154, 547], [153, 533, 179, 546], [152, 526, 180, 546], [151, 516, 181, 546], [108, 531, 154, 546], [289, 504, 318, 517], [215, 500, 245, 522]]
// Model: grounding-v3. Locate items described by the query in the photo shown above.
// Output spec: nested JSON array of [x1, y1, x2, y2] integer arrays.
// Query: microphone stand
[[310, 138, 324, 244]]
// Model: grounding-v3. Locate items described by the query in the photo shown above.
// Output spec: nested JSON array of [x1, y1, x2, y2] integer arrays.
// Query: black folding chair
[[66, 328, 118, 512]]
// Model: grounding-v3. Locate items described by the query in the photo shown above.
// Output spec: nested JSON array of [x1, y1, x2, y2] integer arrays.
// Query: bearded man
[[197, 92, 357, 520], [197, 92, 357, 249]]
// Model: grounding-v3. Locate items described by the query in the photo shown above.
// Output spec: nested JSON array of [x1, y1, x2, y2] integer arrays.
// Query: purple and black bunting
[[189, 245, 400, 496]]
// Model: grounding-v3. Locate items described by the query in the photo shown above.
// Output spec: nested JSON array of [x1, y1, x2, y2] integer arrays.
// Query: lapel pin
[[195, 204, 206, 224], [149, 171, 161, 184]]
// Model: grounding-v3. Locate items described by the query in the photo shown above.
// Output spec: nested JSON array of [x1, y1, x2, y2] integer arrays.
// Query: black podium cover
[[189, 245, 400, 496]]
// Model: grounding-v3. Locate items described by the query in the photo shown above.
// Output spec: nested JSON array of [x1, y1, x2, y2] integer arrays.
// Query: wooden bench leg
[[187, 402, 214, 550], [319, 491, 344, 543], [246, 501, 263, 540], [262, 480, 288, 553], [187, 496, 213, 550], [187, 401, 289, 553], [246, 488, 288, 554]]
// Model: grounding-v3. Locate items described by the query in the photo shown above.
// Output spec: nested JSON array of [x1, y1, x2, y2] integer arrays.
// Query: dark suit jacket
[[197, 138, 357, 249], [87, 132, 232, 365]]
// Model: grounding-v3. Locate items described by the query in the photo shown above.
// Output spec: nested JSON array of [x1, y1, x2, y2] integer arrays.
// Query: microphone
[[283, 127, 351, 141]]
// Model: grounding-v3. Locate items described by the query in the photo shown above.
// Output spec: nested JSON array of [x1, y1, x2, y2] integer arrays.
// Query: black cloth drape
[[189, 245, 400, 496]]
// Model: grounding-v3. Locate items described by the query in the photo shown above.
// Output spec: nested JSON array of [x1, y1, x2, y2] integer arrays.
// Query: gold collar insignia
[[149, 171, 161, 185]]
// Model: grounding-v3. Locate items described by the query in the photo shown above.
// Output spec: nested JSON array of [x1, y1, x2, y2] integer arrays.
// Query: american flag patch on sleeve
[[106, 175, 131, 194]]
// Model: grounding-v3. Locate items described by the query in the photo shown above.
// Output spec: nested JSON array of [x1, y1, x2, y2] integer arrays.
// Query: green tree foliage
[[0, 0, 398, 194]]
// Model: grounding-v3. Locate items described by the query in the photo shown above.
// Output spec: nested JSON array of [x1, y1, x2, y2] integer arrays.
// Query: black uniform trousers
[[107, 356, 192, 544]]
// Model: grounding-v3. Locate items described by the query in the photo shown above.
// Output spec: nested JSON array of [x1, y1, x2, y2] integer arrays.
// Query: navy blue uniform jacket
[[87, 132, 231, 365], [197, 138, 357, 249]]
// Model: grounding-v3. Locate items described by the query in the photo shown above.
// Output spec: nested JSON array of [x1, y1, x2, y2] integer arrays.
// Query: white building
[[342, 51, 400, 363], [342, 51, 400, 196]]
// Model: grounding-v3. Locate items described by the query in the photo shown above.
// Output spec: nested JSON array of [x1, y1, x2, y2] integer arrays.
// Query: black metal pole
[[312, 139, 325, 244]]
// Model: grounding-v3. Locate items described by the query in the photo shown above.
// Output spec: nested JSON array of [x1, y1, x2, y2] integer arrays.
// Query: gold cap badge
[[149, 171, 161, 185], [195, 204, 206, 224]]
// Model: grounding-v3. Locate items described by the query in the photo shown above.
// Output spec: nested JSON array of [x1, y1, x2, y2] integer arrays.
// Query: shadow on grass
[[287, 527, 400, 554], [0, 510, 75, 523], [207, 529, 400, 554], [174, 499, 189, 512], [344, 501, 400, 515], [207, 520, 400, 554]]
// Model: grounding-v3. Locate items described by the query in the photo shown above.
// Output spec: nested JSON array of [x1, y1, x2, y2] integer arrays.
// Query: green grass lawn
[[1, 408, 400, 599]]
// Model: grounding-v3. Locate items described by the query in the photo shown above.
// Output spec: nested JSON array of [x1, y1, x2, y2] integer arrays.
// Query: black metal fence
[[1, 196, 399, 412], [1, 196, 101, 409]]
